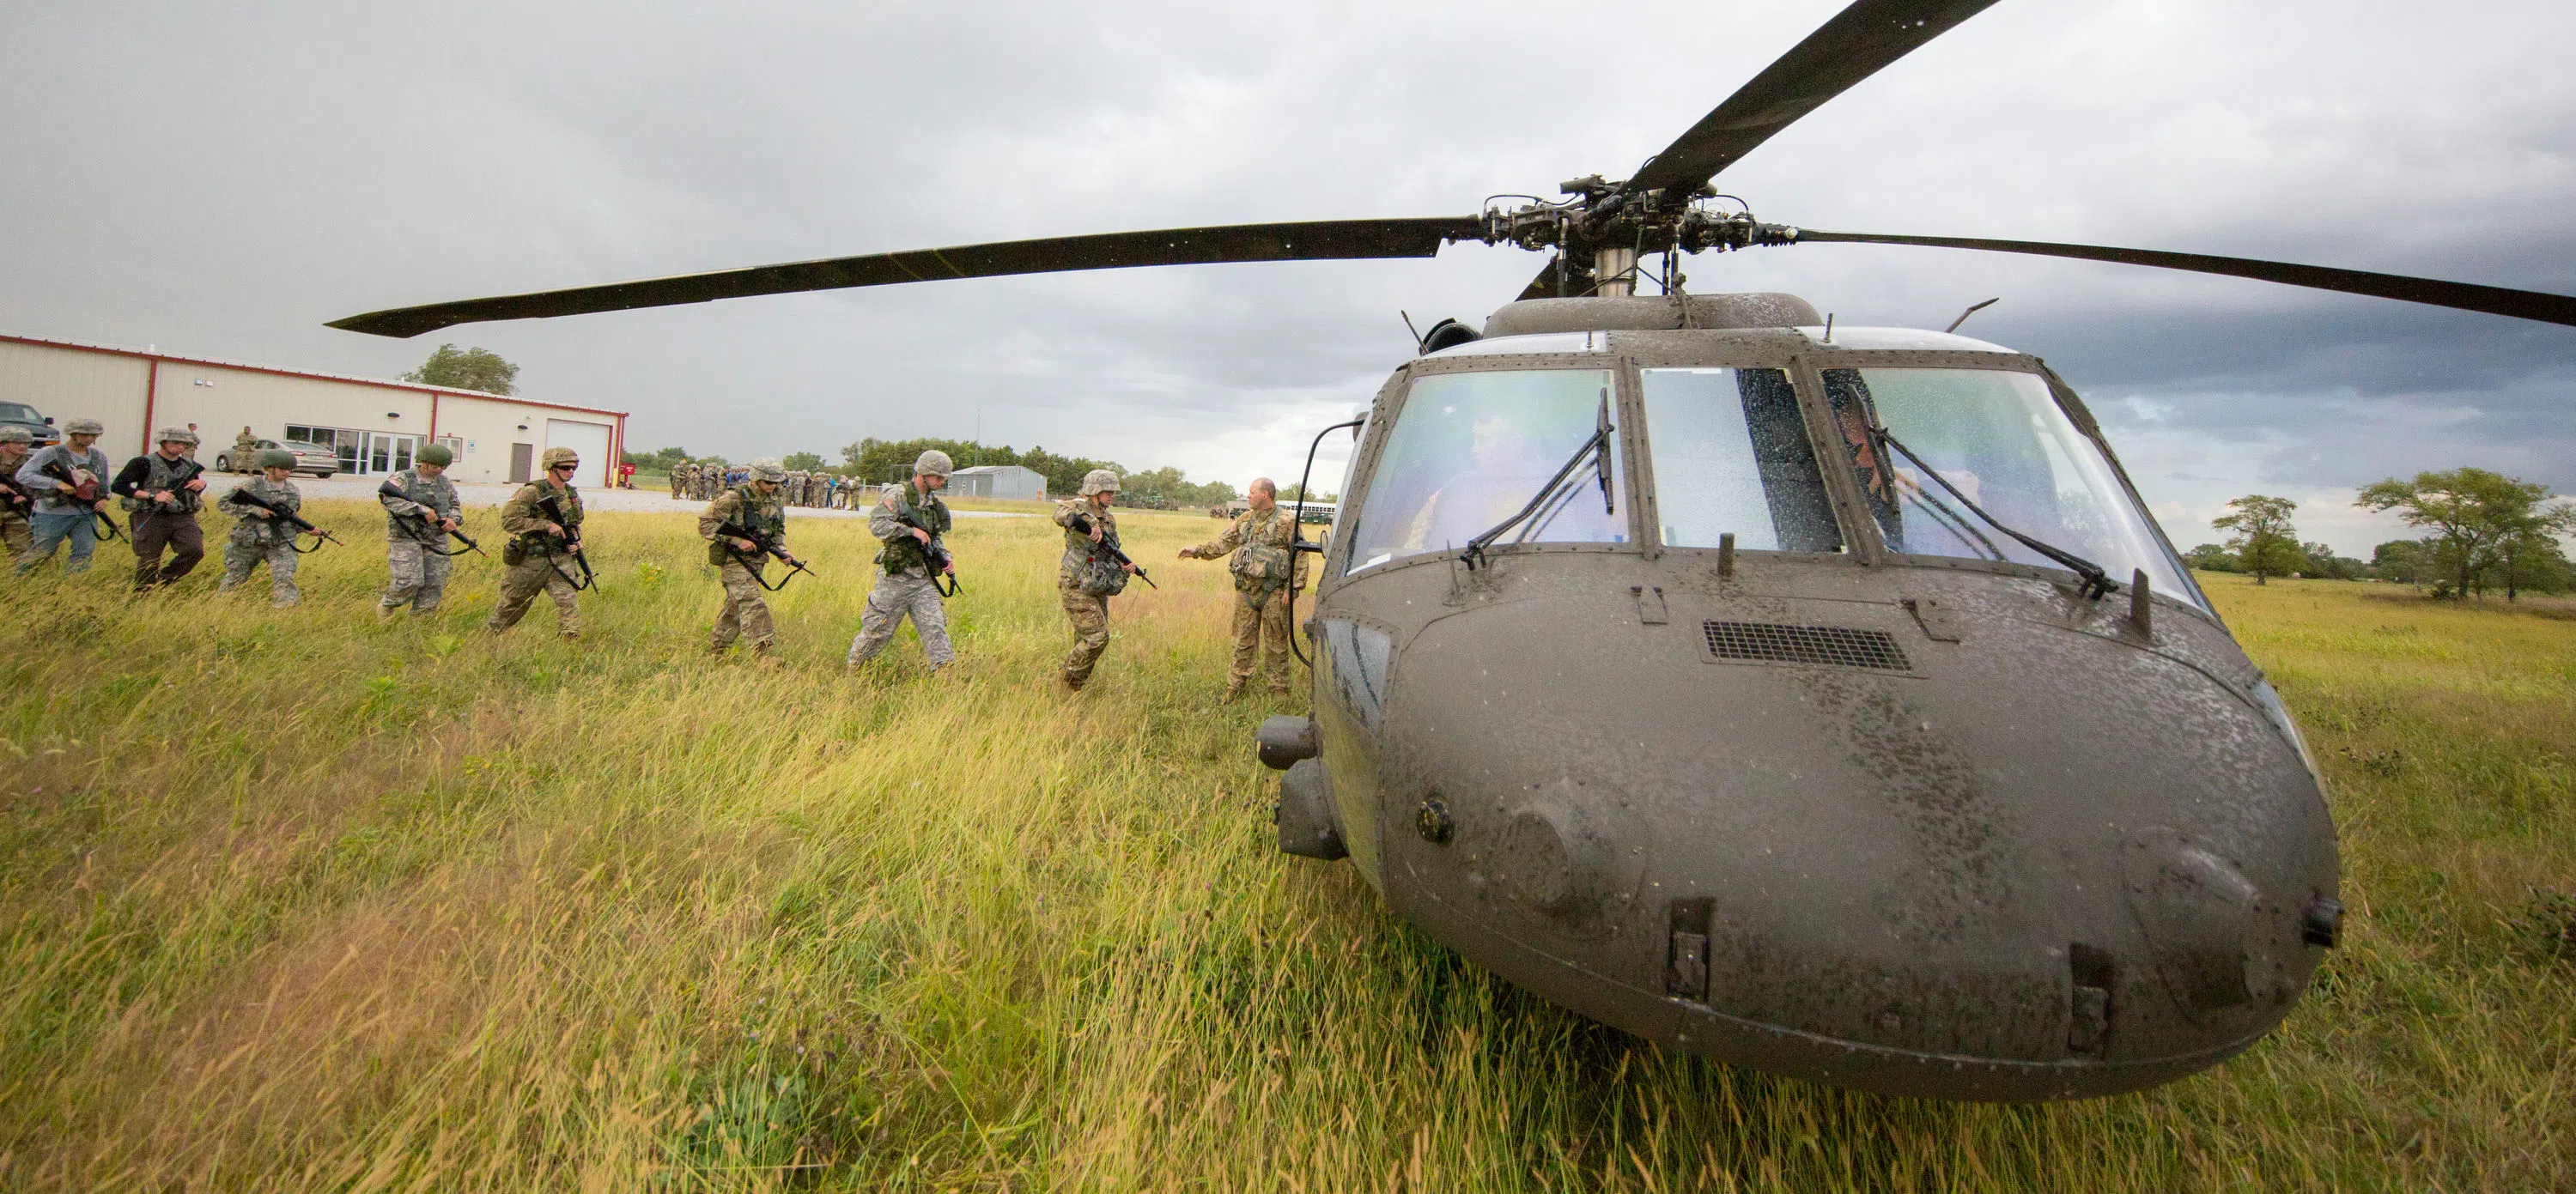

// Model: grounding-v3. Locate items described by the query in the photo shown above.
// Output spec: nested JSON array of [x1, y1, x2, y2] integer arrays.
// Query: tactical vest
[[121, 452, 205, 516], [876, 483, 951, 575], [382, 469, 458, 542], [1229, 507, 1294, 589], [708, 484, 786, 567], [508, 481, 583, 561], [226, 477, 300, 545]]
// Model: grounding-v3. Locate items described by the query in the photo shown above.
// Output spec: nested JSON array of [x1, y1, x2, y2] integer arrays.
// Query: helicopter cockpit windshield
[[1823, 367, 2202, 608], [1344, 369, 1625, 574]]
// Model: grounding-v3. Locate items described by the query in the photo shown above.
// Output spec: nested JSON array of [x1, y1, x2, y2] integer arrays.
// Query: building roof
[[0, 330, 628, 419]]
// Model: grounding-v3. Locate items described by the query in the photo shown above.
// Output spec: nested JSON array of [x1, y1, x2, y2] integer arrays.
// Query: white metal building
[[0, 333, 629, 488], [948, 464, 1048, 500]]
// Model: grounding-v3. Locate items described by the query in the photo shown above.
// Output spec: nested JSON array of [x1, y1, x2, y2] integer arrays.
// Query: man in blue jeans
[[15, 416, 115, 576]]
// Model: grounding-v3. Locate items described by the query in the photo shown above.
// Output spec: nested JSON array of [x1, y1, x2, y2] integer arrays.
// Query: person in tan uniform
[[1178, 476, 1304, 702], [487, 446, 588, 639], [701, 457, 802, 658], [1052, 469, 1135, 691]]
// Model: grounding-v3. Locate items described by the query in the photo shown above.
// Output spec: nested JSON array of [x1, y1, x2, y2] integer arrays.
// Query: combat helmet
[[417, 443, 453, 466], [914, 449, 954, 478], [0, 427, 32, 445], [750, 457, 787, 482], [541, 446, 580, 470], [1079, 469, 1121, 496], [64, 417, 105, 436], [257, 449, 295, 470], [155, 426, 199, 447]]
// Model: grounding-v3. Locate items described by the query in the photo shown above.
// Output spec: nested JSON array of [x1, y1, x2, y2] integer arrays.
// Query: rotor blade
[[1790, 229, 2576, 328], [329, 216, 1486, 337], [1627, 0, 2002, 196]]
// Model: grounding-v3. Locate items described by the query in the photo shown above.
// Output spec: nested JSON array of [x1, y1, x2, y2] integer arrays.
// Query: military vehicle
[[329, 0, 2576, 1100]]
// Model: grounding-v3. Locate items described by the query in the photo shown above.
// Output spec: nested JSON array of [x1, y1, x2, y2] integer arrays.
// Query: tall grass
[[2, 512, 2568, 1191]]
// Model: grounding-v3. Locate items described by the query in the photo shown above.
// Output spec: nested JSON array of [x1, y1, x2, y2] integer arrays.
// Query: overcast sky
[[5, 0, 2572, 553]]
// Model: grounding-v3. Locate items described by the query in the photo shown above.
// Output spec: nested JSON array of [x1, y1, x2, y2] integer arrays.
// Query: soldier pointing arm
[[1177, 477, 1303, 702]]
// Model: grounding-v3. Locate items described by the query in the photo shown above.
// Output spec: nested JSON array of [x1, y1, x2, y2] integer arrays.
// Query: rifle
[[715, 521, 816, 591], [224, 485, 340, 552], [1064, 511, 1157, 590], [38, 458, 121, 541], [0, 472, 32, 518], [531, 491, 595, 590], [376, 480, 486, 557], [889, 496, 961, 597]]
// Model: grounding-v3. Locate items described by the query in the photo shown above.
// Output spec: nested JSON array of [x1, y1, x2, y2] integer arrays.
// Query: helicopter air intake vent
[[1701, 621, 1911, 672]]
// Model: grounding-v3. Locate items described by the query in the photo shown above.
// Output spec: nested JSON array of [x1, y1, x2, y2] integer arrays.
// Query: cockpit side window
[[1637, 367, 1842, 553], [1343, 369, 1625, 575]]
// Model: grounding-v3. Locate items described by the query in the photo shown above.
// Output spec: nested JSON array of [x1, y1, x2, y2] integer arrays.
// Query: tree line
[[619, 439, 1252, 509], [2190, 467, 2576, 599]]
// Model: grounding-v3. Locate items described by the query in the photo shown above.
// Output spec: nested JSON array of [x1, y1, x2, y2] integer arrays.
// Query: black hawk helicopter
[[331, 0, 2576, 1100]]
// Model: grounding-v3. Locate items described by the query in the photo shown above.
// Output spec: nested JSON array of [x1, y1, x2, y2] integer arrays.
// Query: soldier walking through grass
[[1178, 476, 1303, 702], [377, 443, 464, 617], [111, 427, 210, 594], [0, 427, 38, 561], [702, 457, 802, 658], [488, 446, 587, 640], [15, 416, 115, 577], [216, 451, 318, 606], [847, 450, 957, 675], [1054, 469, 1135, 692]]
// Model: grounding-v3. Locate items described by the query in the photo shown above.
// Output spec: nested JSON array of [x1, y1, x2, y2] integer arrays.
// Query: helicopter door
[[1340, 367, 1627, 574]]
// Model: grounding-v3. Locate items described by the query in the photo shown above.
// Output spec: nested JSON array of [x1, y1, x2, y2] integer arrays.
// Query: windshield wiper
[[1462, 391, 1614, 572], [1869, 422, 2118, 600]]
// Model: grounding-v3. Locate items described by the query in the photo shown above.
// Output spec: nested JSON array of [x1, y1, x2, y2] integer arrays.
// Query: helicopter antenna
[[1400, 309, 1424, 349], [1945, 297, 2000, 334], [1822, 312, 1834, 343]]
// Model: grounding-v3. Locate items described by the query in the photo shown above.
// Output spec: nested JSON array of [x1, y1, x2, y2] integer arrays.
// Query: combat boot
[[1220, 679, 1244, 705]]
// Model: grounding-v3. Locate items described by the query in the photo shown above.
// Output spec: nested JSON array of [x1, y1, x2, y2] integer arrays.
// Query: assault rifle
[[890, 498, 961, 597], [0, 473, 32, 518], [223, 485, 341, 552], [38, 458, 121, 541], [376, 480, 486, 557], [715, 521, 816, 591], [1063, 511, 1157, 590], [531, 492, 595, 590]]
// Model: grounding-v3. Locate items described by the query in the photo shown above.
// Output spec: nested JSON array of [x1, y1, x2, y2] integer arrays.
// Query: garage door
[[544, 420, 613, 488]]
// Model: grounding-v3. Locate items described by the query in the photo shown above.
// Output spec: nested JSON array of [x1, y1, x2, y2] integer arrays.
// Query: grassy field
[[2, 508, 2570, 1191]]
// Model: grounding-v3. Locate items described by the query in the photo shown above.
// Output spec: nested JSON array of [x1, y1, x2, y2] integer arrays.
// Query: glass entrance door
[[361, 432, 420, 475]]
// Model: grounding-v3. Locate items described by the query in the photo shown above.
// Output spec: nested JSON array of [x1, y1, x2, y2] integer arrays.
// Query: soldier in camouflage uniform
[[488, 445, 587, 640], [111, 427, 212, 593], [1053, 469, 1136, 691], [670, 462, 690, 500], [216, 450, 319, 606], [783, 470, 805, 509], [702, 457, 803, 657], [0, 427, 36, 561], [847, 450, 957, 674], [1178, 476, 1305, 702], [377, 442, 465, 616], [231, 427, 258, 471]]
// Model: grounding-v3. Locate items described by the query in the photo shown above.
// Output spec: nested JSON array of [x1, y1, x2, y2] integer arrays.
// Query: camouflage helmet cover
[[1079, 468, 1121, 496], [155, 426, 200, 447], [750, 457, 787, 482], [540, 446, 580, 470], [63, 417, 106, 436], [0, 426, 33, 445], [257, 449, 296, 470], [914, 449, 954, 478], [417, 443, 454, 466]]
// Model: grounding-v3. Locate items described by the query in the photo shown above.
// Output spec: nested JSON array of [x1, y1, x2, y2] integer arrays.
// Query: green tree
[[782, 452, 826, 472], [2371, 540, 2425, 585], [2212, 495, 2302, 585], [2491, 516, 2576, 600], [399, 344, 519, 395], [2357, 468, 2572, 600], [2184, 542, 2239, 573]]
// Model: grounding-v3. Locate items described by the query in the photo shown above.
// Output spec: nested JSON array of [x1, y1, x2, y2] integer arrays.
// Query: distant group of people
[[3, 426, 1306, 700], [671, 461, 848, 508]]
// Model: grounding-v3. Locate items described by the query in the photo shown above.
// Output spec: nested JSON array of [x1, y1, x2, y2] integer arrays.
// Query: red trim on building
[[0, 332, 629, 421], [428, 391, 440, 439], [140, 359, 159, 454]]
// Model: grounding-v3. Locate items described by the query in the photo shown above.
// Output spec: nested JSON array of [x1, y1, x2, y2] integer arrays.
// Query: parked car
[[216, 438, 338, 477], [0, 400, 60, 448]]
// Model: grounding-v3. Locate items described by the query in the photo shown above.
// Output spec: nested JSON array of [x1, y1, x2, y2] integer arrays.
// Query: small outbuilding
[[947, 464, 1047, 501]]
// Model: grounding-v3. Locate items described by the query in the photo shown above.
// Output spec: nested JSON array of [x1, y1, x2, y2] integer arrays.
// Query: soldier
[[216, 450, 319, 605], [231, 426, 258, 470], [15, 416, 115, 576], [1178, 476, 1304, 702], [701, 457, 804, 658], [846, 450, 957, 675], [0, 427, 36, 561], [111, 427, 211, 593], [1053, 470, 1136, 691], [378, 442, 465, 617], [669, 461, 690, 500], [488, 446, 588, 640]]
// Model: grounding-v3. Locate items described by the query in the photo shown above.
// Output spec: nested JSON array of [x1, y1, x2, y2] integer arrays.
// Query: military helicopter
[[331, 0, 2576, 1100]]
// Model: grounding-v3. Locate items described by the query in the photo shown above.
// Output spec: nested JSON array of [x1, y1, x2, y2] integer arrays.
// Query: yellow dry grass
[[2, 510, 2570, 1191]]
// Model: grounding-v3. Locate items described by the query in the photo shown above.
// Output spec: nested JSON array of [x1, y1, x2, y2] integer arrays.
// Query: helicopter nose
[[1364, 586, 2338, 1100]]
